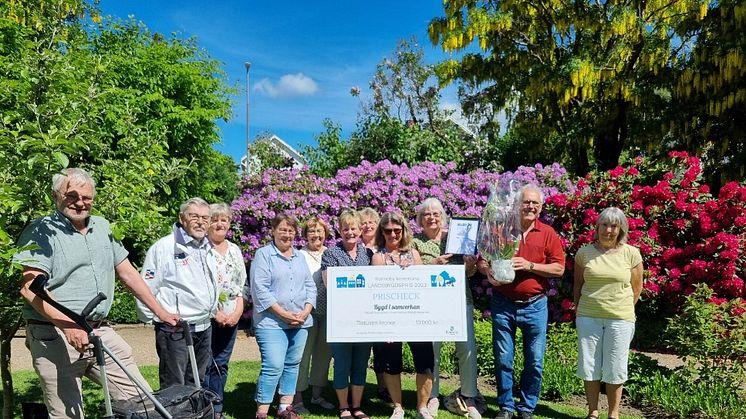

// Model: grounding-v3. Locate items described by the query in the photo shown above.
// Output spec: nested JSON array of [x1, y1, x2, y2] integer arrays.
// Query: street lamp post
[[244, 61, 251, 175]]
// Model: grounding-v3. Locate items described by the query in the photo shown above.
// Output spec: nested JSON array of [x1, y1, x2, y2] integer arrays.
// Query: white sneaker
[[417, 407, 434, 419], [466, 406, 482, 419], [427, 397, 440, 417], [390, 406, 405, 419]]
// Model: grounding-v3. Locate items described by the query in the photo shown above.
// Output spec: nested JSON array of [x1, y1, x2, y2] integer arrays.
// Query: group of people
[[15, 168, 644, 419]]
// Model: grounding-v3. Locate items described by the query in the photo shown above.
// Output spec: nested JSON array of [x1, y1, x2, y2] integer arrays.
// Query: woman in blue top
[[250, 213, 317, 419]]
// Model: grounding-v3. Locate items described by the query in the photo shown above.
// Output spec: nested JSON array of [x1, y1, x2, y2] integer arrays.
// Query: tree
[[670, 0, 746, 188], [0, 2, 233, 416], [304, 39, 495, 176], [246, 133, 298, 174], [428, 0, 711, 175]]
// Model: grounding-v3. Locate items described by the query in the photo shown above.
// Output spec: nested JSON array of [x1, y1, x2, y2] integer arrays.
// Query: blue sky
[[97, 1, 464, 164]]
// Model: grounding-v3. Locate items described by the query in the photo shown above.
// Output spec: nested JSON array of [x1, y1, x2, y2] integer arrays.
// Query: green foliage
[[473, 317, 494, 378], [302, 40, 494, 177], [541, 323, 583, 400], [247, 134, 298, 173], [106, 283, 139, 324], [627, 353, 746, 418], [428, 0, 736, 177], [0, 1, 234, 414], [664, 284, 746, 392], [437, 342, 457, 376]]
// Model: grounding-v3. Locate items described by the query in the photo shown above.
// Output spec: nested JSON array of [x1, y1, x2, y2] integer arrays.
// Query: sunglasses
[[383, 227, 403, 235]]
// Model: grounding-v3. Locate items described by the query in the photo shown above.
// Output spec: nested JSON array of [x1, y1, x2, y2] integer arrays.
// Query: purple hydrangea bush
[[232, 159, 573, 316]]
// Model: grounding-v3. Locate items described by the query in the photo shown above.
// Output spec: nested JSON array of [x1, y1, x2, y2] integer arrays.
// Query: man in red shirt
[[478, 185, 565, 419]]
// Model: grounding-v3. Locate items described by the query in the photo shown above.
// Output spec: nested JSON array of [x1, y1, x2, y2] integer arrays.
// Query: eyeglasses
[[64, 193, 93, 204], [276, 228, 296, 235], [423, 211, 441, 218], [522, 200, 542, 207], [186, 213, 210, 223], [383, 227, 403, 235]]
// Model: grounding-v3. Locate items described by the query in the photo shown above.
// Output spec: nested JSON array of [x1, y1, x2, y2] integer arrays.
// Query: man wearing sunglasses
[[137, 197, 219, 390]]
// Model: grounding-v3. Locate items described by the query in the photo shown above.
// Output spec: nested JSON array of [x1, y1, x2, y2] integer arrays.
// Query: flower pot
[[491, 259, 515, 284]]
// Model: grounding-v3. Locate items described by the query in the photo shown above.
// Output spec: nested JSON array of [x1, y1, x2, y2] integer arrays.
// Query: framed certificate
[[445, 217, 480, 255], [326, 265, 467, 342]]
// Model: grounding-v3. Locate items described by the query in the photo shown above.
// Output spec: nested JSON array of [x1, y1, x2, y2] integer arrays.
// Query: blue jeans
[[204, 321, 238, 413], [254, 327, 309, 404], [330, 342, 371, 389], [491, 293, 548, 413]]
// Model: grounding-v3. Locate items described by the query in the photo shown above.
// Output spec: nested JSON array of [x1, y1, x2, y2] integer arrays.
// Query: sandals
[[585, 415, 599, 419], [351, 407, 370, 419], [339, 408, 354, 419]]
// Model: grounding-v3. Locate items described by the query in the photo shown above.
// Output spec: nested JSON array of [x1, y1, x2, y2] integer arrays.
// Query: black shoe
[[494, 409, 513, 419], [518, 412, 533, 419], [376, 387, 392, 403]]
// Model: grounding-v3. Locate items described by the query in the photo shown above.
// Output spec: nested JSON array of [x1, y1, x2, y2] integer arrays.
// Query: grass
[[11, 361, 644, 419]]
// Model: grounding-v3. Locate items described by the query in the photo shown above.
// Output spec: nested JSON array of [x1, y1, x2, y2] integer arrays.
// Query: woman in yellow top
[[573, 207, 643, 419]]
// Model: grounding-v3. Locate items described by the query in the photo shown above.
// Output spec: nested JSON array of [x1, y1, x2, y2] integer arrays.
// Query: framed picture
[[445, 217, 480, 255]]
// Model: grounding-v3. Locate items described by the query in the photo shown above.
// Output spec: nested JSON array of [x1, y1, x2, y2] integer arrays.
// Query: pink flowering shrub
[[232, 160, 574, 316], [544, 151, 746, 324]]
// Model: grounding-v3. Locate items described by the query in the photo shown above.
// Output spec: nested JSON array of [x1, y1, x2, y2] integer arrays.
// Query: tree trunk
[[1, 317, 22, 419], [595, 99, 628, 171]]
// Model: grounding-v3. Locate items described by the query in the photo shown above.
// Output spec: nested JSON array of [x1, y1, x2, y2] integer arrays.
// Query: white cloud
[[253, 73, 319, 98]]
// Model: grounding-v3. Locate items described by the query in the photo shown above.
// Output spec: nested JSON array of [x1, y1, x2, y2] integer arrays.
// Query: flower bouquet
[[477, 182, 522, 284]]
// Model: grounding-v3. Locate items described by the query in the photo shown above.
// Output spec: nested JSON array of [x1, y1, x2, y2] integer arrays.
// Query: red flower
[[583, 208, 599, 225], [561, 299, 574, 310], [609, 166, 625, 178]]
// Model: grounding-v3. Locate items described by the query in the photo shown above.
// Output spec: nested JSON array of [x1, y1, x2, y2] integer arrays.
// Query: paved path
[[11, 324, 260, 372]]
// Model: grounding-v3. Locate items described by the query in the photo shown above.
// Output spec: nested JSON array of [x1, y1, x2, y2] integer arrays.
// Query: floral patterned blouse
[[209, 241, 247, 315]]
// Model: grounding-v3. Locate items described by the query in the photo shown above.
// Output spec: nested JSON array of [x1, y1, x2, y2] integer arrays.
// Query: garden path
[[11, 324, 260, 371]]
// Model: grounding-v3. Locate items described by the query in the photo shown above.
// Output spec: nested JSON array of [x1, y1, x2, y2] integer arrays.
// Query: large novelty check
[[326, 265, 467, 342]]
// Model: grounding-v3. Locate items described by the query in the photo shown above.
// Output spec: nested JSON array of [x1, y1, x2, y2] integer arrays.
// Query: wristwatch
[[529, 262, 535, 271]]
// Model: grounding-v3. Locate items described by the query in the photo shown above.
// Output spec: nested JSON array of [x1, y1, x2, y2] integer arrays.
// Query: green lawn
[[11, 361, 643, 419]]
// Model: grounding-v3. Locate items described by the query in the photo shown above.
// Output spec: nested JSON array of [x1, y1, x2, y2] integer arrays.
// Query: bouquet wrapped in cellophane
[[477, 182, 522, 284]]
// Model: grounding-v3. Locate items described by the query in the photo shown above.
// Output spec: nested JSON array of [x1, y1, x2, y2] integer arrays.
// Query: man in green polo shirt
[[14, 168, 179, 419]]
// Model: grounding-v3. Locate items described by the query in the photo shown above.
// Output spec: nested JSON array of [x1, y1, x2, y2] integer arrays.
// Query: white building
[[239, 134, 307, 174]]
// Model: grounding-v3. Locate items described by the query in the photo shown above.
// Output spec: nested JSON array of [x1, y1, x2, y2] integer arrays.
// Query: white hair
[[52, 168, 96, 196], [179, 197, 209, 216]]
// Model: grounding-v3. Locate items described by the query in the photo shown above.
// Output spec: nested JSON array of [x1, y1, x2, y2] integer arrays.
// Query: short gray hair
[[519, 185, 544, 204], [52, 168, 96, 196], [415, 197, 449, 228], [179, 197, 209, 216], [595, 207, 629, 245], [358, 207, 380, 224], [209, 202, 232, 219]]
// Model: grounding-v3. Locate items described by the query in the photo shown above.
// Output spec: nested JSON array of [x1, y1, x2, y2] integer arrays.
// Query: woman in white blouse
[[204, 203, 247, 419], [293, 217, 335, 413]]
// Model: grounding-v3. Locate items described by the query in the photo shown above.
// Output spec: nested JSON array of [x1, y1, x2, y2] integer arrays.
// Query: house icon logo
[[335, 274, 366, 288], [430, 271, 456, 287]]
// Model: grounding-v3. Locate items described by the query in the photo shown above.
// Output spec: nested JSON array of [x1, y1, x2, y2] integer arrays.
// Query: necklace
[[305, 247, 325, 263]]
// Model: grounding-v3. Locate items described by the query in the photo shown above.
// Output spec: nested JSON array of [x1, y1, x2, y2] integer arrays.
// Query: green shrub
[[474, 318, 494, 377], [627, 352, 746, 418], [664, 284, 746, 389], [107, 282, 139, 324], [438, 342, 457, 375], [542, 322, 583, 399]]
